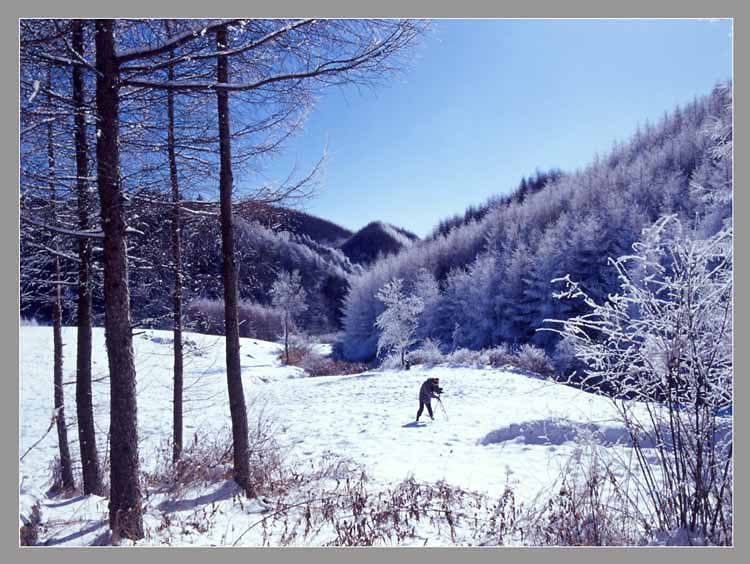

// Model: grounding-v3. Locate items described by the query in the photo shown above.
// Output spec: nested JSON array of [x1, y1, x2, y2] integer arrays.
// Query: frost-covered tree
[[374, 278, 424, 368], [690, 83, 732, 238], [440, 253, 497, 349], [551, 215, 732, 544], [412, 267, 439, 340], [271, 269, 308, 364]]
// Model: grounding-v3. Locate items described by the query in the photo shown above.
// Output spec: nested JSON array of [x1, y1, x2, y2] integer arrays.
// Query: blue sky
[[246, 19, 733, 237]]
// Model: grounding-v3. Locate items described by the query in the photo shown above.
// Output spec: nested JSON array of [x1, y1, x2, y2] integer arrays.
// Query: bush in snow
[[481, 345, 515, 369], [144, 400, 283, 498], [549, 336, 580, 377], [374, 278, 424, 368], [406, 338, 444, 367], [514, 344, 555, 377], [522, 441, 640, 546], [19, 503, 42, 546], [402, 341, 555, 375], [300, 354, 367, 377], [185, 298, 284, 341], [551, 215, 733, 545], [445, 347, 484, 367], [281, 334, 366, 376], [277, 333, 313, 367]]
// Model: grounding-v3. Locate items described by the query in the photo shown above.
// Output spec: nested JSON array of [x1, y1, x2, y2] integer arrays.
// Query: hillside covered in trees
[[339, 84, 732, 366], [20, 198, 422, 335]]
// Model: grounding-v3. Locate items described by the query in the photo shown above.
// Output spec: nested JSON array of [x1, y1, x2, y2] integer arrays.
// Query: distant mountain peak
[[340, 221, 418, 265]]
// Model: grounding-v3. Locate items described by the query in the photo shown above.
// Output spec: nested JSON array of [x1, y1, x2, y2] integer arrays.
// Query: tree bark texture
[[72, 19, 103, 495], [95, 19, 144, 540]]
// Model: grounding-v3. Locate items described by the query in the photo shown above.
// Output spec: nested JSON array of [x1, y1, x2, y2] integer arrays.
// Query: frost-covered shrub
[[185, 298, 284, 341], [482, 345, 514, 368], [239, 301, 285, 341], [185, 298, 225, 335], [407, 338, 444, 367], [514, 344, 554, 376], [550, 336, 578, 376], [271, 269, 309, 364], [552, 216, 733, 544], [445, 347, 483, 367], [379, 353, 406, 370]]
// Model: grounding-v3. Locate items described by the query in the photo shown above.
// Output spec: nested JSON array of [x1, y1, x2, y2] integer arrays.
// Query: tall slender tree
[[71, 19, 103, 495], [94, 19, 143, 540], [214, 24, 251, 491], [164, 20, 185, 465], [46, 71, 75, 492]]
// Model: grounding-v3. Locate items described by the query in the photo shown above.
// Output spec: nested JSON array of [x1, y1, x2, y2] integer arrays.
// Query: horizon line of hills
[[240, 165, 565, 264]]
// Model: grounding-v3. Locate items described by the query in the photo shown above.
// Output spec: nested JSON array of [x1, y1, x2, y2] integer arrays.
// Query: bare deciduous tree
[[46, 71, 75, 492], [71, 19, 103, 496]]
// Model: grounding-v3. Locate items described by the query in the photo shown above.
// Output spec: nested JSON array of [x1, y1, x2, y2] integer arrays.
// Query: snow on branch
[[21, 214, 105, 239], [116, 19, 241, 63], [120, 19, 315, 74]]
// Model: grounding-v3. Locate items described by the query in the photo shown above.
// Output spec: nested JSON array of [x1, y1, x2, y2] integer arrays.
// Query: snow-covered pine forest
[[19, 18, 732, 547], [340, 85, 733, 365]]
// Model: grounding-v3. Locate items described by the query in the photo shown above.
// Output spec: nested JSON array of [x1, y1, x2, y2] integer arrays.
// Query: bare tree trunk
[[284, 312, 289, 364], [51, 255, 75, 492], [216, 25, 251, 494], [72, 19, 103, 496], [164, 20, 184, 465], [94, 19, 143, 540], [47, 84, 75, 491]]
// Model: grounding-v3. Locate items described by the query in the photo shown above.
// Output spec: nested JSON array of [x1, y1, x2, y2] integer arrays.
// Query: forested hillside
[[340, 84, 732, 364], [428, 168, 563, 240], [239, 202, 354, 247], [20, 198, 359, 334], [20, 195, 421, 335]]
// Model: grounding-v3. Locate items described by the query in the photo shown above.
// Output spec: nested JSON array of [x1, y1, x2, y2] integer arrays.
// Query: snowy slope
[[19, 326, 657, 546]]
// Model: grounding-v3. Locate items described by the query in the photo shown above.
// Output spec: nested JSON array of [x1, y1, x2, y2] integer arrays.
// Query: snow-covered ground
[[19, 326, 663, 546]]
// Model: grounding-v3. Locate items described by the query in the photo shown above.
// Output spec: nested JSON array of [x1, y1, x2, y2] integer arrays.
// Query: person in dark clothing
[[416, 377, 443, 422]]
